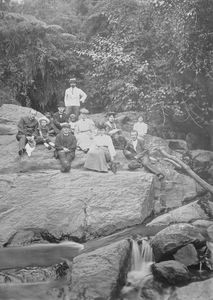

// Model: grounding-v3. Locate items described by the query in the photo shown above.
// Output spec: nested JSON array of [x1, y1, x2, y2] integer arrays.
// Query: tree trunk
[[160, 149, 213, 194]]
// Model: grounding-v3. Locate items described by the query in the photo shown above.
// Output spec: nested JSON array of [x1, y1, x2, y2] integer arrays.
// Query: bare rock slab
[[0, 171, 155, 244], [70, 240, 130, 300]]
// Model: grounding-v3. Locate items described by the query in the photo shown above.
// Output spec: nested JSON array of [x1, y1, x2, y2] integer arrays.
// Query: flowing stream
[[131, 238, 153, 271], [122, 238, 174, 300]]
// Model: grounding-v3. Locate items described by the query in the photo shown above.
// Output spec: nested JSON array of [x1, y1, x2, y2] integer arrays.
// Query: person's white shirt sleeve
[[64, 89, 69, 107], [79, 89, 87, 103]]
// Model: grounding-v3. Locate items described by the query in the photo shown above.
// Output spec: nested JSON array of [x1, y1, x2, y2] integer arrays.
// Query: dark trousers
[[52, 124, 61, 135], [112, 134, 127, 150], [123, 150, 162, 176], [36, 136, 51, 145], [16, 133, 27, 151], [65, 106, 80, 119], [57, 150, 75, 172]]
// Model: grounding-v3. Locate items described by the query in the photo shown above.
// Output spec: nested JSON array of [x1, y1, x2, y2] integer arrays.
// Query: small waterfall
[[122, 238, 176, 300], [131, 238, 153, 271]]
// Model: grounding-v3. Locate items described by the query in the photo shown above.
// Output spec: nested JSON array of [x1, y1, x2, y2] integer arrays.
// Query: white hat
[[38, 117, 50, 124]]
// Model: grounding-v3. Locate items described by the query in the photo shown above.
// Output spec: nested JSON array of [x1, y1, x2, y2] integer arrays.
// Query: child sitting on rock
[[36, 117, 55, 150]]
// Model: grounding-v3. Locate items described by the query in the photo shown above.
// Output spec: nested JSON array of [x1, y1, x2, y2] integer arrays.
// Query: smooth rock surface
[[147, 201, 211, 227], [0, 170, 155, 244], [151, 224, 206, 262], [173, 244, 199, 266], [152, 260, 191, 286], [70, 240, 130, 300], [175, 278, 213, 300], [0, 104, 44, 124]]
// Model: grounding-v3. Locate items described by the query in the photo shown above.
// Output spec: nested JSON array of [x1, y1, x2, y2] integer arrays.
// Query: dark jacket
[[124, 138, 145, 155], [55, 132, 77, 152], [17, 116, 38, 136], [53, 112, 68, 130]]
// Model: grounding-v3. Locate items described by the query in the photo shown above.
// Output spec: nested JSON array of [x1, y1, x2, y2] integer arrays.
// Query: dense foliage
[[0, 0, 213, 135]]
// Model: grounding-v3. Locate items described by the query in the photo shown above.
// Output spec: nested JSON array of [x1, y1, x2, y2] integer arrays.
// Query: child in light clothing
[[133, 116, 148, 138]]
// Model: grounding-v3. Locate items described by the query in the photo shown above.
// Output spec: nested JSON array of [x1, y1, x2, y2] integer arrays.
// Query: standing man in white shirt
[[64, 77, 87, 119]]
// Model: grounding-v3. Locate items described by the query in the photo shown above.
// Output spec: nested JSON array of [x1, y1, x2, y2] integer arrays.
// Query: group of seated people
[[16, 104, 164, 179]]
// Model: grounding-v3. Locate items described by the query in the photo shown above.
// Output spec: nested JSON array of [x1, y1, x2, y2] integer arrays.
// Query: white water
[[122, 238, 174, 300], [131, 238, 153, 271]]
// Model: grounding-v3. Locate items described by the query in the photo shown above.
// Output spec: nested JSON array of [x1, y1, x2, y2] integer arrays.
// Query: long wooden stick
[[160, 149, 213, 194], [0, 242, 84, 270]]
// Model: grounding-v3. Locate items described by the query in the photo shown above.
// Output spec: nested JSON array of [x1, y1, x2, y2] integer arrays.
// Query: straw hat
[[80, 108, 89, 114], [61, 123, 70, 128], [69, 77, 77, 83], [38, 117, 50, 124]]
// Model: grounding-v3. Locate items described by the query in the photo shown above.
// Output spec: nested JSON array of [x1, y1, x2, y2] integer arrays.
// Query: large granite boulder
[[151, 224, 206, 262], [152, 260, 191, 286], [0, 170, 155, 245], [175, 278, 213, 300], [147, 200, 213, 227], [0, 104, 44, 125], [70, 240, 130, 300]]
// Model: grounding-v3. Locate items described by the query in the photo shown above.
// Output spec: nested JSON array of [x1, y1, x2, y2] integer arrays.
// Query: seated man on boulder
[[36, 117, 55, 150], [16, 109, 38, 157], [55, 123, 77, 172], [105, 112, 127, 150], [123, 130, 164, 180], [52, 102, 69, 135]]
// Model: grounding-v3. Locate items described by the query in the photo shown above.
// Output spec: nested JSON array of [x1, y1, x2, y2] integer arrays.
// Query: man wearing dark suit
[[55, 123, 77, 172], [52, 102, 69, 135], [123, 130, 164, 179]]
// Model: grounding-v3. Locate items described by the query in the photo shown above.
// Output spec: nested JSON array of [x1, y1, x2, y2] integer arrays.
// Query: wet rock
[[152, 260, 191, 286], [173, 244, 199, 266], [70, 240, 130, 300], [0, 170, 155, 244], [175, 277, 213, 300], [147, 201, 211, 227], [151, 224, 206, 262]]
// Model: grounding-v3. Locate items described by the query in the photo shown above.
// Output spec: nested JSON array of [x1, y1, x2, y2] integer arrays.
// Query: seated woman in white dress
[[84, 123, 117, 173], [133, 115, 148, 138], [75, 108, 96, 152]]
